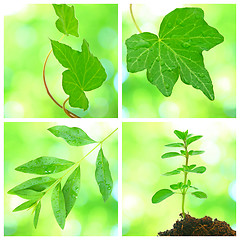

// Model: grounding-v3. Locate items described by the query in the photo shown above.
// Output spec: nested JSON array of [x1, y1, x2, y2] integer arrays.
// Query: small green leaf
[[165, 143, 184, 147], [162, 169, 181, 176], [188, 164, 197, 170], [12, 189, 44, 200], [191, 191, 207, 198], [13, 200, 37, 212], [51, 182, 66, 229], [186, 134, 193, 139], [170, 182, 183, 190], [52, 4, 79, 37], [186, 135, 203, 145], [180, 150, 186, 155], [8, 177, 56, 194], [95, 148, 113, 202], [15, 157, 74, 175], [51, 39, 107, 110], [62, 166, 80, 216], [34, 201, 41, 228], [189, 150, 205, 156], [174, 130, 186, 140], [152, 189, 174, 203], [48, 125, 96, 146], [161, 152, 181, 159], [190, 186, 198, 190], [187, 180, 191, 186], [190, 166, 206, 174]]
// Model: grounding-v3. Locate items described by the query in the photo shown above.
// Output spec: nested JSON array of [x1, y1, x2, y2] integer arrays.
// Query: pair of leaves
[[126, 7, 224, 100], [163, 165, 206, 176], [52, 4, 107, 110], [51, 166, 80, 229], [152, 188, 207, 204], [161, 150, 204, 159]]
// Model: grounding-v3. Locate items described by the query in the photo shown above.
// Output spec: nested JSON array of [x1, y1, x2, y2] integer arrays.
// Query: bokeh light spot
[[98, 27, 117, 49], [158, 101, 180, 117]]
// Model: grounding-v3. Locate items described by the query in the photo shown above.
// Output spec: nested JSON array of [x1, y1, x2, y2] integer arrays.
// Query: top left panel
[[4, 4, 118, 118]]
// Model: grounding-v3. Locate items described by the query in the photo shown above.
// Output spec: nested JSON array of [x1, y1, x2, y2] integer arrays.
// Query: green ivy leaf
[[162, 169, 181, 176], [15, 157, 74, 175], [11, 189, 44, 200], [62, 166, 80, 216], [8, 177, 56, 194], [186, 135, 203, 145], [161, 152, 181, 159], [51, 39, 107, 110], [152, 189, 174, 203], [125, 8, 224, 100], [52, 4, 79, 37], [51, 182, 66, 229], [34, 201, 41, 229], [191, 191, 207, 198], [190, 166, 206, 174], [13, 200, 37, 212], [188, 150, 205, 156], [165, 143, 184, 147], [95, 148, 113, 202], [48, 125, 96, 146]]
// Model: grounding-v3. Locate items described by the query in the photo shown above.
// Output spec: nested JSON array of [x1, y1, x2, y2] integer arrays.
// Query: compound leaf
[[48, 125, 96, 146], [34, 201, 41, 228], [191, 191, 207, 198], [126, 7, 224, 100], [62, 166, 80, 216], [8, 177, 56, 194], [13, 199, 37, 212], [161, 152, 181, 159], [152, 189, 174, 203], [51, 39, 107, 110], [51, 182, 66, 229], [95, 148, 113, 202], [15, 157, 74, 175], [53, 4, 79, 37]]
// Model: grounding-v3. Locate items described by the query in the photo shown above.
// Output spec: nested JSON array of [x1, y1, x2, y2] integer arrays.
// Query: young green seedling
[[152, 130, 207, 218], [8, 125, 117, 229]]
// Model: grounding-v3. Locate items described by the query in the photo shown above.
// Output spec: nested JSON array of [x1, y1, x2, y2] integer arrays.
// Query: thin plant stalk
[[130, 4, 142, 33]]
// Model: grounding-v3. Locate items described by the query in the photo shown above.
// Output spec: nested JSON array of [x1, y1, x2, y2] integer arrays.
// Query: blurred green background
[[122, 121, 236, 236], [4, 4, 118, 118], [122, 4, 236, 118], [4, 122, 118, 236]]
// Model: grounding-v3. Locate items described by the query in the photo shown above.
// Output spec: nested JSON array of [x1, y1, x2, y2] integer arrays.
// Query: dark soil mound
[[158, 214, 236, 236]]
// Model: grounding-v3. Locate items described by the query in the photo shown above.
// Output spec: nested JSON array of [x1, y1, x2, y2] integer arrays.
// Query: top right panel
[[122, 4, 236, 118]]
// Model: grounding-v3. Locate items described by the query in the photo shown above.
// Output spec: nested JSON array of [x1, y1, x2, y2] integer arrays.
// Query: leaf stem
[[36, 128, 118, 203], [182, 139, 189, 218], [130, 4, 142, 33], [43, 35, 80, 118], [62, 97, 80, 118]]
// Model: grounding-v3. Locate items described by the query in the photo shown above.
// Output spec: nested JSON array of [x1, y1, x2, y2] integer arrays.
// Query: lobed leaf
[[152, 189, 174, 203], [52, 4, 79, 37], [48, 125, 96, 146], [95, 148, 113, 202], [161, 152, 181, 159], [191, 191, 207, 198], [51, 39, 107, 110], [8, 177, 56, 195], [15, 157, 74, 175], [165, 143, 184, 147], [34, 201, 41, 228], [186, 135, 203, 145], [62, 166, 80, 216], [189, 150, 205, 156], [126, 8, 224, 100], [51, 182, 66, 229], [13, 200, 37, 212]]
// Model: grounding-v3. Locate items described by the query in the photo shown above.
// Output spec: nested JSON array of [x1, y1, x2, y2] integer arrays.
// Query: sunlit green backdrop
[[4, 4, 118, 118], [122, 121, 236, 236], [4, 122, 118, 236], [122, 4, 236, 118]]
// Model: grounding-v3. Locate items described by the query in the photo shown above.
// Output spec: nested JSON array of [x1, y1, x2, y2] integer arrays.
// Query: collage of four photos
[[3, 1, 237, 237]]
